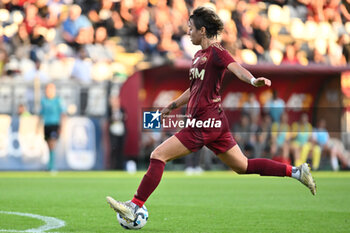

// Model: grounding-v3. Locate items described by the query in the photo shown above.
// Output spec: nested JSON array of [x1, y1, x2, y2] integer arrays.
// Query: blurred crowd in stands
[[141, 90, 350, 172], [1, 0, 350, 171], [0, 0, 349, 84], [233, 94, 350, 171]]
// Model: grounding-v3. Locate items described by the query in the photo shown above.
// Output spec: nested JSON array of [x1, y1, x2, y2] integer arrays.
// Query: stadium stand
[[0, 0, 348, 82], [0, 0, 350, 171]]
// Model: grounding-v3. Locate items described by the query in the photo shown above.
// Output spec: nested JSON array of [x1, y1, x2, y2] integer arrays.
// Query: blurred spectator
[[40, 83, 65, 171], [264, 0, 288, 6], [29, 25, 46, 47], [340, 0, 350, 23], [70, 46, 92, 83], [312, 48, 328, 64], [233, 1, 259, 55], [86, 26, 114, 62], [243, 93, 261, 120], [252, 15, 272, 62], [17, 103, 31, 117], [108, 95, 127, 170], [282, 43, 300, 64], [62, 4, 93, 47], [9, 23, 31, 59], [87, 0, 122, 37], [117, 0, 139, 52], [255, 114, 272, 158], [0, 0, 24, 11], [23, 51, 49, 82], [327, 40, 347, 66], [0, 47, 8, 76], [47, 0, 64, 28], [158, 23, 182, 60], [233, 114, 255, 158], [23, 4, 46, 35], [141, 129, 162, 163], [264, 89, 285, 123], [339, 34, 350, 63], [36, 0, 49, 19], [11, 103, 31, 133], [185, 149, 204, 175], [324, 0, 342, 23], [298, 119, 325, 170], [0, 0, 349, 82], [170, 0, 188, 39], [326, 137, 350, 170], [221, 19, 240, 60], [271, 112, 291, 164], [290, 113, 313, 166], [306, 0, 325, 22], [287, 0, 308, 22], [136, 2, 160, 59]]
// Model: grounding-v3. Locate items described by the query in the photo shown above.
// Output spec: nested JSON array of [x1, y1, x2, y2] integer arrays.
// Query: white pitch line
[[0, 211, 65, 233]]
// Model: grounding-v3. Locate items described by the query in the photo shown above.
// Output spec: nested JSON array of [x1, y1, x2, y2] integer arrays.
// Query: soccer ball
[[117, 205, 148, 230]]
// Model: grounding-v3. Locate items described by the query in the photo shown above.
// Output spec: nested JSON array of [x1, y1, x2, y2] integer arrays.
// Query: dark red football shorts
[[175, 115, 236, 155]]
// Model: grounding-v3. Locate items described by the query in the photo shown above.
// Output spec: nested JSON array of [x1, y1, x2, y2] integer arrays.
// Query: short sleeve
[[212, 45, 235, 68]]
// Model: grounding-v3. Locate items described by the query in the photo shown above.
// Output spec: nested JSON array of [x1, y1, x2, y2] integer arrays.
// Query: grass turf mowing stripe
[[1, 171, 350, 178], [0, 171, 349, 232]]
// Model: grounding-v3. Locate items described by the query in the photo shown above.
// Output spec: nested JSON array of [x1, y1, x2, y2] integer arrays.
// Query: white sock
[[291, 166, 301, 180]]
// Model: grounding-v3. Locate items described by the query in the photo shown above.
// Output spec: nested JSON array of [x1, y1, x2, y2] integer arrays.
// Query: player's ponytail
[[189, 7, 224, 38]]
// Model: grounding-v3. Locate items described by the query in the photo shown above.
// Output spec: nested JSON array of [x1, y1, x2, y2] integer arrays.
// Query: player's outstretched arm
[[227, 62, 271, 87], [161, 88, 190, 116]]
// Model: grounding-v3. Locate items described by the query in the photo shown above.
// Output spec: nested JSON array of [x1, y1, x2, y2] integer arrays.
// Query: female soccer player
[[107, 6, 316, 221]]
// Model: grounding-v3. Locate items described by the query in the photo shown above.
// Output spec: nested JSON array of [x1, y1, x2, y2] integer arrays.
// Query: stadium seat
[[241, 49, 257, 65]]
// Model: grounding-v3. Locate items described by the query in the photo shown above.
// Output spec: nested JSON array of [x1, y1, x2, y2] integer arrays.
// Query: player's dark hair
[[189, 7, 224, 38]]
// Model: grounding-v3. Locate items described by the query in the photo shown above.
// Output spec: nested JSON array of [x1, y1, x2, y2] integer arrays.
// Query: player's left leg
[[217, 145, 316, 195], [107, 135, 192, 221]]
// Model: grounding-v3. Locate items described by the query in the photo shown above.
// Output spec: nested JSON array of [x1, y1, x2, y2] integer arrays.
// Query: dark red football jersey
[[187, 43, 235, 119]]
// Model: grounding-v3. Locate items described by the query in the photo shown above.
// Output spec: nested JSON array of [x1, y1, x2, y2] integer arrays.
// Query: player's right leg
[[107, 135, 191, 221], [217, 145, 316, 195]]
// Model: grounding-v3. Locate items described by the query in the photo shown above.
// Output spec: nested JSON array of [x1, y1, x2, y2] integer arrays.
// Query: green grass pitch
[[0, 171, 350, 233]]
